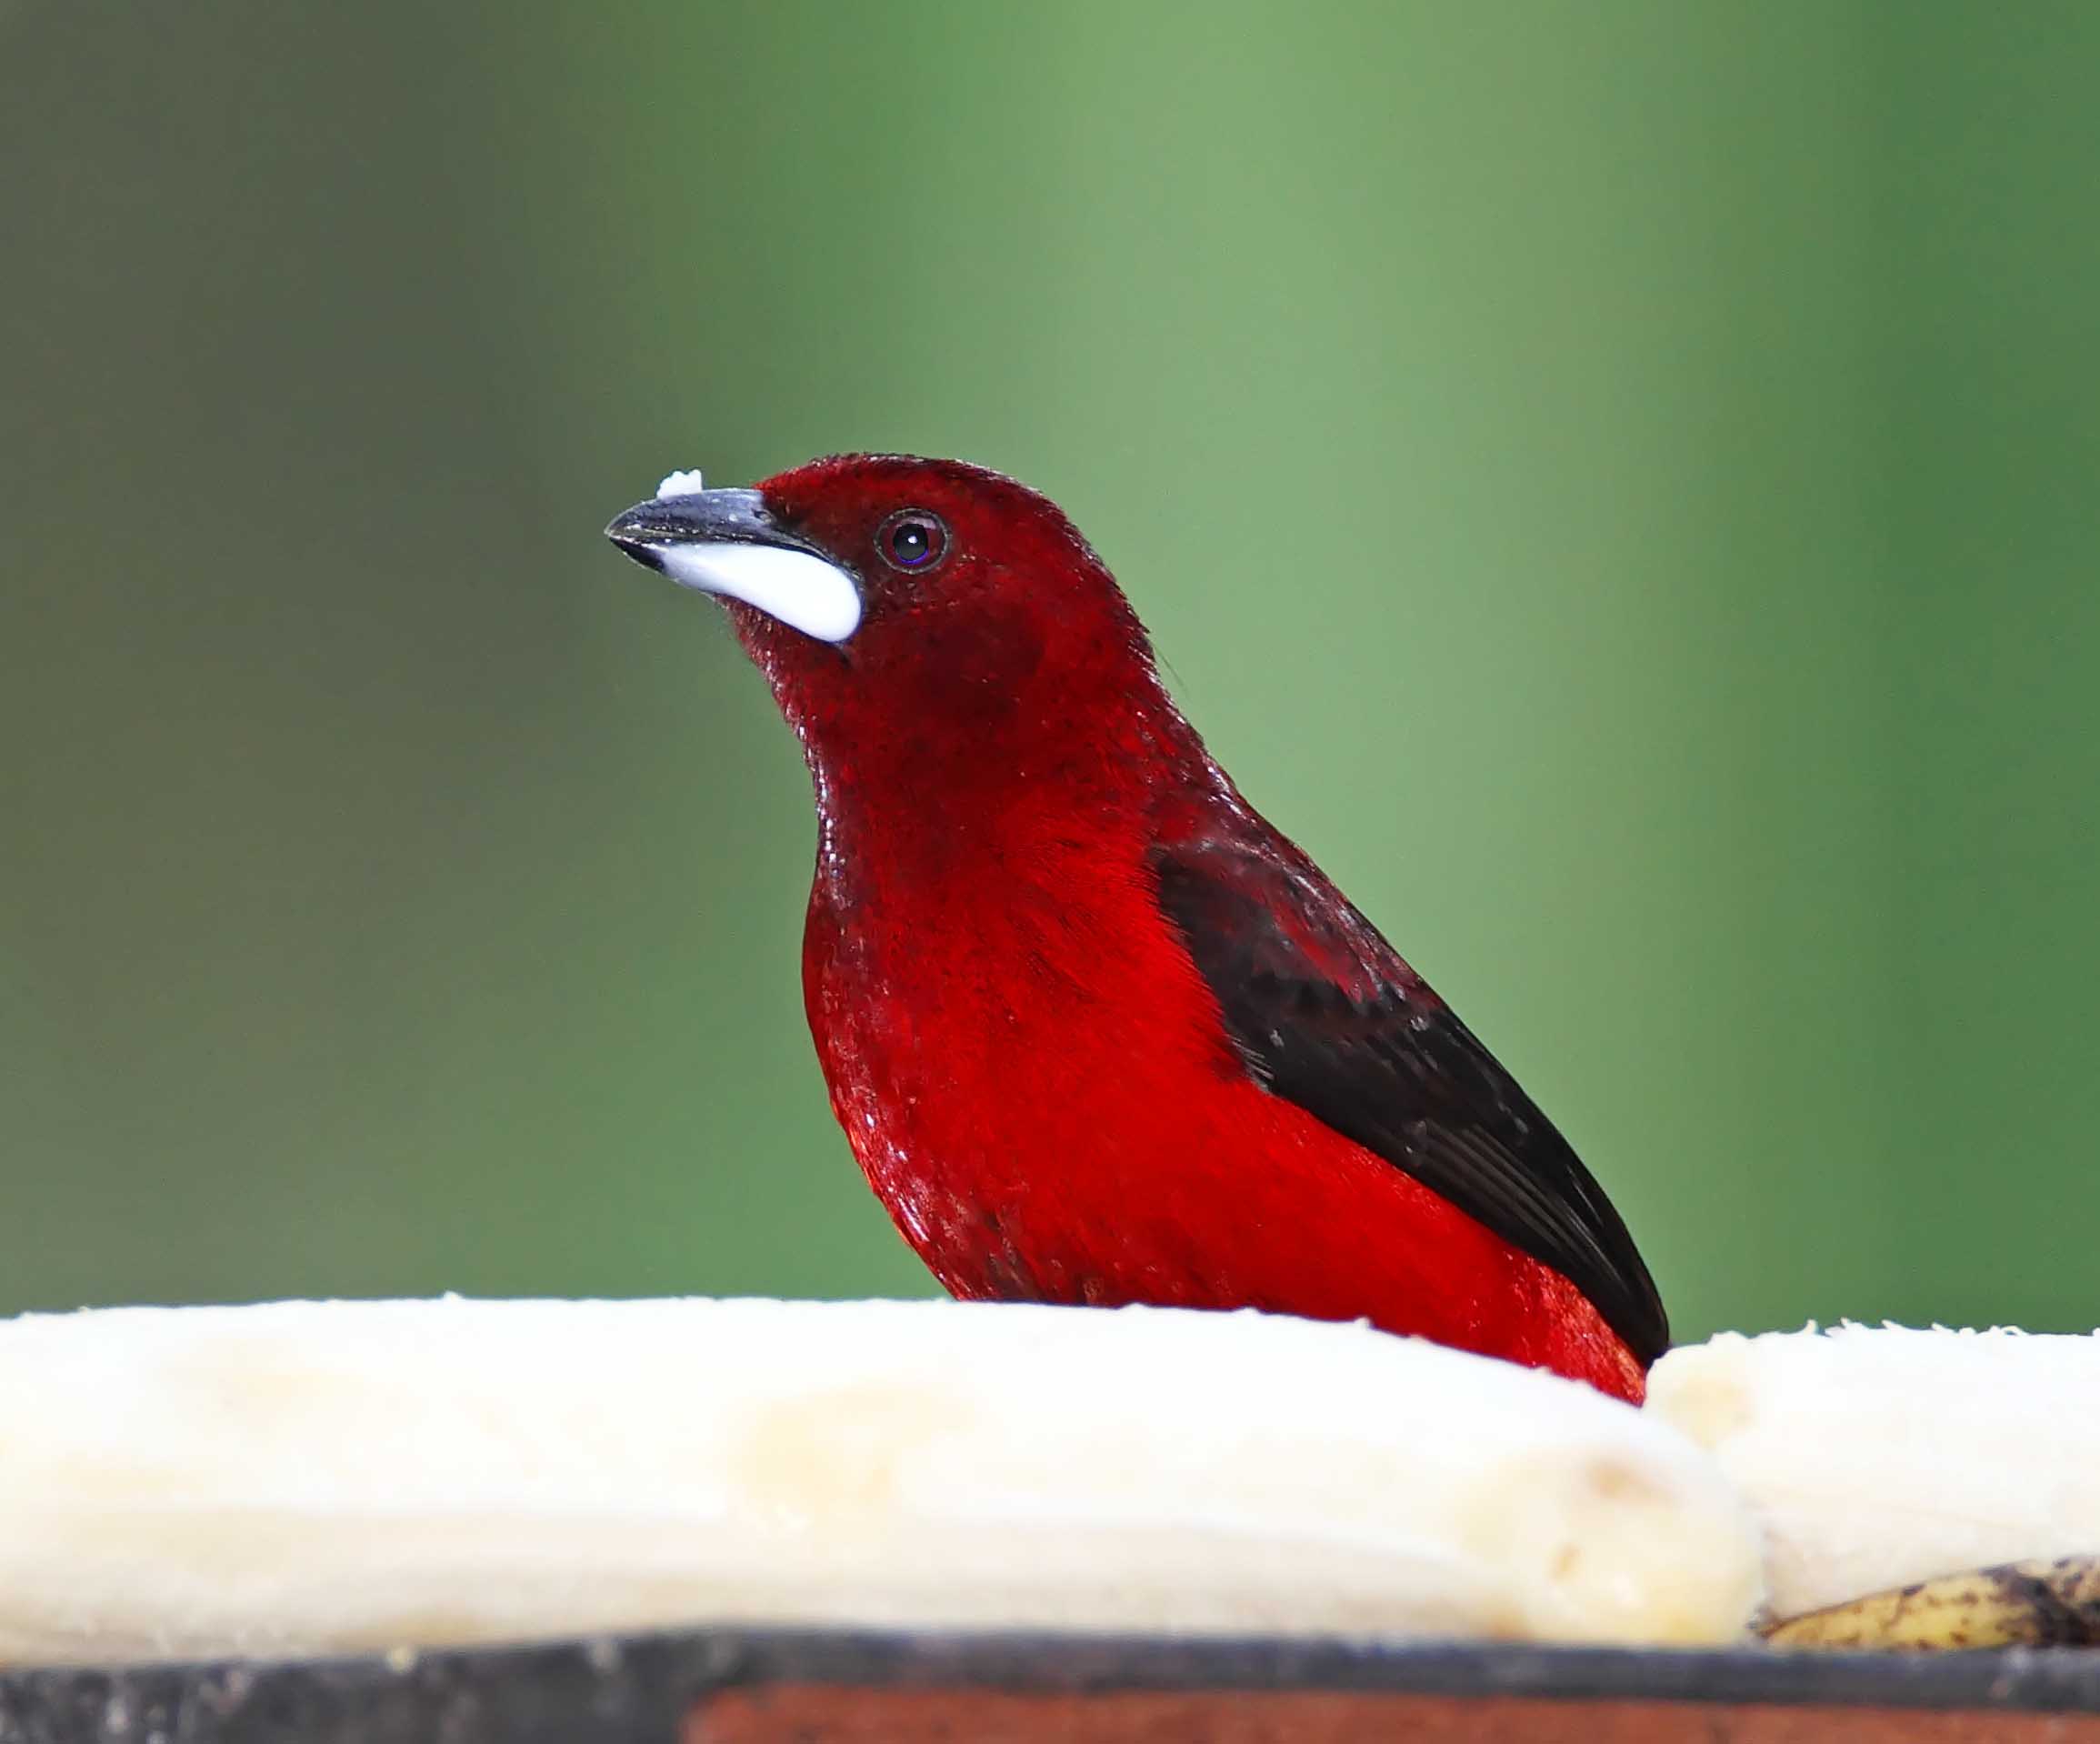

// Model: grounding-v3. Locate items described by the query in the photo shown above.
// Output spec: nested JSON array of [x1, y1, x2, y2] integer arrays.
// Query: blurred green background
[[5, 2, 2095, 1342]]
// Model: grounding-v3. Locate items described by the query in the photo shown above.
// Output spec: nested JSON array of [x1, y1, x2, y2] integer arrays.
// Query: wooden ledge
[[8, 1629, 2100, 1742]]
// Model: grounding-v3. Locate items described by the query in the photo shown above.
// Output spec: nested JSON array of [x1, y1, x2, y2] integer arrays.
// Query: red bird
[[606, 456, 1666, 1401]]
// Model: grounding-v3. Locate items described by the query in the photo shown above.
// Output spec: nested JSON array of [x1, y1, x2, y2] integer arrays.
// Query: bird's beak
[[604, 484, 862, 644]]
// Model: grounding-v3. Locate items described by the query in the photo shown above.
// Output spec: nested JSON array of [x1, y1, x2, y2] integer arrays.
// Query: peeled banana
[[0, 1296, 1762, 1665], [1651, 1324, 2100, 1649]]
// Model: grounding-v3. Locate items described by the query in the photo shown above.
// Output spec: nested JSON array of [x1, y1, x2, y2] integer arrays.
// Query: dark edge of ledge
[[5, 1626, 2100, 1744]]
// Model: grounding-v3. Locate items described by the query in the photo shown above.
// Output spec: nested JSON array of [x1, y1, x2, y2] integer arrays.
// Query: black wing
[[1152, 827, 1668, 1365]]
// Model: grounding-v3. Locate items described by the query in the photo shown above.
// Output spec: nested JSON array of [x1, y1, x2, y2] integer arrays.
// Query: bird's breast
[[798, 835, 1248, 1297], [792, 827, 1647, 1401]]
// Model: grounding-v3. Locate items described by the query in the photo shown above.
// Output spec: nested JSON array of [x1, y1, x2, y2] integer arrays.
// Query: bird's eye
[[876, 510, 948, 573]]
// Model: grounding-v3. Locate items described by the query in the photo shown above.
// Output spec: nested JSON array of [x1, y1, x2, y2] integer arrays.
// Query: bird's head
[[605, 455, 1195, 809]]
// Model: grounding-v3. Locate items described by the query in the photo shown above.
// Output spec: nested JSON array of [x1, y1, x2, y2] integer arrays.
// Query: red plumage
[[609, 454, 1665, 1402]]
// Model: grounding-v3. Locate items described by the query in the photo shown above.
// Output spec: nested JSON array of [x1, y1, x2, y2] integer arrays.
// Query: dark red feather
[[1149, 809, 1667, 1366]]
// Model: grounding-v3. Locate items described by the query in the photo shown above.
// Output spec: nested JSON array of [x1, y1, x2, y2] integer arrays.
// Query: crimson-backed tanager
[[605, 456, 1666, 1401]]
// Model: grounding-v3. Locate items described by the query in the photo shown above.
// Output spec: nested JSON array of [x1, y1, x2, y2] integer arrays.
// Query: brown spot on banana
[[1761, 1556, 2100, 1650]]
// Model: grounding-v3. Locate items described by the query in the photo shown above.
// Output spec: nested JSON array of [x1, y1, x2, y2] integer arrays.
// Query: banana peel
[[1762, 1555, 2100, 1650]]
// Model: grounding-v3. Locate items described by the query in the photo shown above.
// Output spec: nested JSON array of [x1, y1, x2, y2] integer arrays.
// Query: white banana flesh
[[0, 1296, 1762, 1666], [1649, 1324, 2100, 1624]]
